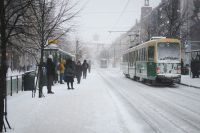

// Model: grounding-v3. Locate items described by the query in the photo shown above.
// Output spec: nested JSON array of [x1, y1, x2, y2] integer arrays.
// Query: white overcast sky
[[73, 0, 161, 44]]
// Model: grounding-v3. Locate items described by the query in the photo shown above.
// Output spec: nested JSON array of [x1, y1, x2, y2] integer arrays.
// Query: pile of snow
[[181, 75, 200, 87]]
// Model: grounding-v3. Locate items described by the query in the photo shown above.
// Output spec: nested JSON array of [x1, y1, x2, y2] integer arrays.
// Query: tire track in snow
[[99, 70, 200, 133], [98, 71, 164, 133]]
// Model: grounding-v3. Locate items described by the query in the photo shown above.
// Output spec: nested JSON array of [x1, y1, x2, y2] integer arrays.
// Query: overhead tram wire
[[106, 0, 131, 44], [111, 0, 131, 29]]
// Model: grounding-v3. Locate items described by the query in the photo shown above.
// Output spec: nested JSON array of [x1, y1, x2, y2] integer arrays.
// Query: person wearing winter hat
[[46, 55, 55, 94]]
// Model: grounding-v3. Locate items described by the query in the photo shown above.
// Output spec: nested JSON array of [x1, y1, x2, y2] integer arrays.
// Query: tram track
[[129, 81, 200, 117], [124, 81, 200, 132], [98, 70, 200, 133], [98, 72, 163, 133], [131, 84, 200, 132], [166, 88, 200, 102], [134, 83, 200, 118], [110, 72, 200, 116]]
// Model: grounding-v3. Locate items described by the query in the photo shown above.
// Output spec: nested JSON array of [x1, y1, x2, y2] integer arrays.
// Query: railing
[[6, 74, 23, 96], [6, 70, 36, 96]]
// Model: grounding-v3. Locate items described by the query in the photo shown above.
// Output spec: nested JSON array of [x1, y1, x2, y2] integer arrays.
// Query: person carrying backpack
[[64, 59, 75, 89]]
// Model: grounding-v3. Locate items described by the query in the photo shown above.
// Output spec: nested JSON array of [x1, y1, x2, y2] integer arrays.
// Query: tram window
[[148, 46, 154, 61], [145, 48, 147, 60], [130, 52, 132, 66], [132, 52, 134, 66], [138, 50, 139, 61], [123, 55, 125, 62], [125, 54, 128, 62], [134, 51, 136, 61], [138, 50, 140, 61], [139, 49, 141, 61], [142, 48, 144, 61], [141, 49, 143, 61], [136, 51, 138, 61], [144, 48, 146, 61]]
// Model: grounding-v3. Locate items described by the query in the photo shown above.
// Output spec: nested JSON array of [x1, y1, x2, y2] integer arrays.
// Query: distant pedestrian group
[[63, 59, 90, 88], [45, 56, 91, 93]]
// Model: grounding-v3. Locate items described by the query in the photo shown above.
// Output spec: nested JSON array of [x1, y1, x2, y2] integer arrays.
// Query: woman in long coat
[[64, 59, 75, 89]]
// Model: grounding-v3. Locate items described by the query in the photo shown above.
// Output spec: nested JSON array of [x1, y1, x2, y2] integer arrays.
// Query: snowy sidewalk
[[7, 69, 127, 133], [181, 75, 200, 88]]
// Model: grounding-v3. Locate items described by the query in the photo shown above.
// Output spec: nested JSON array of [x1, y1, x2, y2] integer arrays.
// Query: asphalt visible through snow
[[98, 68, 200, 133]]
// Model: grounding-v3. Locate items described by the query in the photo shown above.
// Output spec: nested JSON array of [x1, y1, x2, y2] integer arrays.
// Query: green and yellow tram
[[41, 47, 75, 84], [44, 47, 75, 63], [122, 38, 181, 85]]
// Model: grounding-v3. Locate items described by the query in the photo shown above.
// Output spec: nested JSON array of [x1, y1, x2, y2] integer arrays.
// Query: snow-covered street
[[7, 68, 200, 133]]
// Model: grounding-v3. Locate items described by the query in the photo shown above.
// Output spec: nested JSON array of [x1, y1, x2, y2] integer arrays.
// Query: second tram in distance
[[121, 38, 181, 85]]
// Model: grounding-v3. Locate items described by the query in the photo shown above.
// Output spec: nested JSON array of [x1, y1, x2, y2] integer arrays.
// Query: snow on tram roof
[[123, 38, 180, 54], [150, 36, 166, 40], [44, 47, 75, 57]]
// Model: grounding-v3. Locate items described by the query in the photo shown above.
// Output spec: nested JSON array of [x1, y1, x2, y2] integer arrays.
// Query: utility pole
[[113, 46, 116, 67], [75, 40, 79, 62]]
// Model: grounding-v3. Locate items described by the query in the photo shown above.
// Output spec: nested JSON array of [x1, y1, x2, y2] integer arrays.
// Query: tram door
[[147, 46, 156, 77]]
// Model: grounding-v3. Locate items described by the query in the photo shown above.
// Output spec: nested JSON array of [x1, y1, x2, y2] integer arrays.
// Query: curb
[[179, 83, 200, 89]]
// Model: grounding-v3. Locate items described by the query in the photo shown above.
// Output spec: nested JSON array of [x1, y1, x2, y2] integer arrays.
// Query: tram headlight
[[156, 67, 161, 74], [177, 66, 181, 74]]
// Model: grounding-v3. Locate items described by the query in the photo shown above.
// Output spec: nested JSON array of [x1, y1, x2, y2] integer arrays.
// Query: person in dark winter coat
[[82, 60, 89, 79], [64, 59, 75, 89], [75, 60, 82, 84], [191, 56, 200, 78], [46, 55, 56, 94]]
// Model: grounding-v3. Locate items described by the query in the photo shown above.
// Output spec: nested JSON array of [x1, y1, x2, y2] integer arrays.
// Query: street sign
[[48, 40, 59, 44]]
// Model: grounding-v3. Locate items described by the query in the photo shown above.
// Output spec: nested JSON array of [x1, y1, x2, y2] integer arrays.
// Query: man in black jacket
[[82, 60, 89, 79], [75, 60, 82, 84], [46, 55, 55, 94]]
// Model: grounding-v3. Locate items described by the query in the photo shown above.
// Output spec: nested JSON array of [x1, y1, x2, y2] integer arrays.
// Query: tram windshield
[[157, 43, 180, 62]]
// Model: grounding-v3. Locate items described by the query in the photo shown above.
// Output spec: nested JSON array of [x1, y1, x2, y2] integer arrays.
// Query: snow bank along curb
[[179, 82, 200, 89]]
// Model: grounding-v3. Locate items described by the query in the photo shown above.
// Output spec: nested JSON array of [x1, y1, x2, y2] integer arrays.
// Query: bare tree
[[0, 0, 32, 131], [140, 15, 156, 42], [158, 0, 187, 38], [28, 0, 79, 97], [190, 0, 200, 41]]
